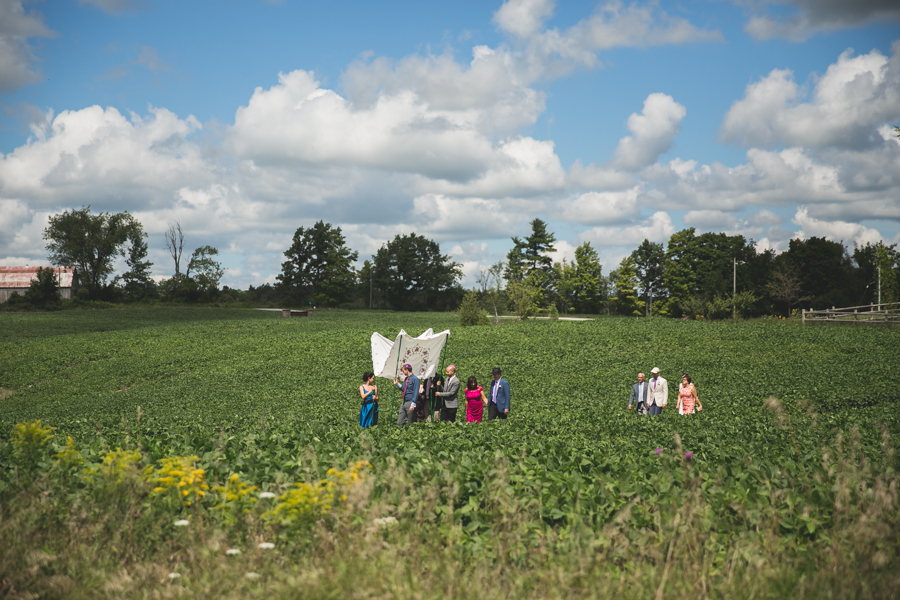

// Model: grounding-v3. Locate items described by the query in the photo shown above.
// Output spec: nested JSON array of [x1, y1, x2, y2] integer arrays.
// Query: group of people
[[358, 364, 510, 427], [627, 367, 702, 415]]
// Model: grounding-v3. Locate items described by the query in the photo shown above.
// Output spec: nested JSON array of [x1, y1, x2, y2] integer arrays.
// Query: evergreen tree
[[121, 227, 156, 301], [373, 233, 461, 310]]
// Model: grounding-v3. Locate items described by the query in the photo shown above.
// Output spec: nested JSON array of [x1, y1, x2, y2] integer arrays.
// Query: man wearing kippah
[[435, 365, 460, 423], [394, 364, 419, 426]]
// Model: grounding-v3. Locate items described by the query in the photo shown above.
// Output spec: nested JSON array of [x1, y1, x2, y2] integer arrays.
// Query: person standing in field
[[487, 367, 510, 420], [434, 365, 460, 423], [359, 371, 379, 427], [394, 364, 419, 426], [676, 373, 702, 415], [465, 376, 487, 423], [646, 367, 668, 416], [628, 372, 649, 415]]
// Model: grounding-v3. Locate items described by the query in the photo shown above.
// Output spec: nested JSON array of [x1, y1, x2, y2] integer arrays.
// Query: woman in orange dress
[[677, 373, 702, 415]]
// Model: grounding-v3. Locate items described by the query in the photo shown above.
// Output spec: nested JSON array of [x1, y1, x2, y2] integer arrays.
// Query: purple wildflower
[[655, 448, 664, 455], [684, 452, 693, 459]]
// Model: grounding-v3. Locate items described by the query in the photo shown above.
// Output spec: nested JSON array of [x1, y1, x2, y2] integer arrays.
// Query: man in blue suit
[[487, 367, 510, 420], [394, 364, 419, 426]]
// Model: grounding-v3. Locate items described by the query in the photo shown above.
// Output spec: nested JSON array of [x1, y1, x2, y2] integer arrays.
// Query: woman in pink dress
[[464, 376, 487, 423], [677, 373, 702, 415]]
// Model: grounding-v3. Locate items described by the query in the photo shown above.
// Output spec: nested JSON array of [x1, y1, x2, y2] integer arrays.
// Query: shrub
[[458, 291, 490, 326]]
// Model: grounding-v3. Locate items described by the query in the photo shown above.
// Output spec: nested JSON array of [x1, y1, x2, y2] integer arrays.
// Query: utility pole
[[878, 264, 882, 308], [733, 257, 737, 320]]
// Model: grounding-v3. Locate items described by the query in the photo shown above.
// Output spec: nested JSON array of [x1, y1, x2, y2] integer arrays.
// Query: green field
[[1, 309, 898, 599]]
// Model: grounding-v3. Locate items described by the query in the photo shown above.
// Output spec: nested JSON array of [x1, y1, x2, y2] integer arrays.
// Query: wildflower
[[146, 456, 209, 506], [258, 542, 275, 550], [655, 448, 664, 455], [684, 452, 693, 459], [226, 548, 241, 555], [373, 516, 398, 527], [245, 572, 261, 580], [168, 573, 181, 580], [174, 519, 189, 527], [259, 492, 277, 499]]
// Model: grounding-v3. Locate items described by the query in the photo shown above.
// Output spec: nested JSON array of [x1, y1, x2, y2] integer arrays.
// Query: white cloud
[[493, 0, 722, 79], [0, 105, 208, 208], [792, 206, 883, 246], [720, 43, 900, 150], [683, 210, 739, 229], [0, 0, 55, 93], [580, 211, 676, 247], [559, 187, 640, 225], [493, 0, 555, 38], [742, 0, 900, 41], [611, 93, 686, 170]]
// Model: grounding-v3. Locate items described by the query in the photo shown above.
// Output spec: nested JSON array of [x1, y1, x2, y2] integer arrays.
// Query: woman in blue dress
[[359, 371, 379, 427]]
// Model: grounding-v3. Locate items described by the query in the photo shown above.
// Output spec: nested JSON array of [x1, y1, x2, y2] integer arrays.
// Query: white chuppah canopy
[[371, 328, 450, 380]]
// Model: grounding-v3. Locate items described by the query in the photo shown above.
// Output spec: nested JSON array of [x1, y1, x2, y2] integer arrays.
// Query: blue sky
[[1, 0, 899, 288]]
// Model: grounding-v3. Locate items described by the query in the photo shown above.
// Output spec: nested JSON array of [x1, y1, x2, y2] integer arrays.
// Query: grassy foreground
[[0, 309, 898, 599]]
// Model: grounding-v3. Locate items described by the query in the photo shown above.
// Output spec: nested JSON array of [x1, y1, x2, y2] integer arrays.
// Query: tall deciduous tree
[[573, 242, 604, 313], [277, 221, 359, 307], [783, 237, 853, 309], [373, 233, 461, 310], [614, 256, 642, 317], [43, 206, 142, 297], [164, 222, 185, 277], [631, 239, 665, 316], [186, 245, 224, 300]]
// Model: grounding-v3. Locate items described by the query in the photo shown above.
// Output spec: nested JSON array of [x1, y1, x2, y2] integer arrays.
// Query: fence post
[[802, 308, 805, 324]]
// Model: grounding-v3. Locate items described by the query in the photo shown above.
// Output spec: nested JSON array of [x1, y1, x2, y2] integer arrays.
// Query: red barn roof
[[0, 267, 75, 288]]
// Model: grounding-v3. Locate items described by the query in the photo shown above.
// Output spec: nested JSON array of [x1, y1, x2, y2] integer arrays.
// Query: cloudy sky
[[1, 0, 899, 287]]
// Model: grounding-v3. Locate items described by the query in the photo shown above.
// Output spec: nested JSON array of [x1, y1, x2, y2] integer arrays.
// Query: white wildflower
[[258, 492, 277, 499], [168, 572, 181, 579], [245, 572, 261, 580], [258, 542, 275, 550], [173, 519, 189, 527], [226, 548, 241, 555], [373, 516, 398, 527]]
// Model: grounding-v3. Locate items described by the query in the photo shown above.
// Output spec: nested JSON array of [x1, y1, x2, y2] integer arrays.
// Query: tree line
[[21, 206, 900, 318]]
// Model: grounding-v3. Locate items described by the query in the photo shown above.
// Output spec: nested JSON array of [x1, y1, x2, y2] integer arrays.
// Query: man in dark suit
[[435, 365, 460, 422], [487, 367, 510, 420], [628, 372, 649, 415], [393, 364, 419, 426]]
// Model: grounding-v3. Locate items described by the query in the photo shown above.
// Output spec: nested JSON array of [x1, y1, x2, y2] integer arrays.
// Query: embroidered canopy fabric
[[371, 328, 450, 380]]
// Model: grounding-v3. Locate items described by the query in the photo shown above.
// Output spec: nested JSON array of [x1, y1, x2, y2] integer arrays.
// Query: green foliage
[[505, 218, 557, 285], [613, 256, 642, 316], [631, 239, 665, 316], [10, 419, 55, 472], [120, 227, 156, 301], [43, 206, 142, 298], [547, 303, 559, 320], [277, 221, 359, 307], [507, 278, 542, 319], [373, 233, 462, 310], [458, 291, 490, 326], [0, 308, 898, 597]]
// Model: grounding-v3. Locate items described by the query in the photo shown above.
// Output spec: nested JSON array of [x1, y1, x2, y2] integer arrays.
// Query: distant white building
[[0, 267, 75, 303]]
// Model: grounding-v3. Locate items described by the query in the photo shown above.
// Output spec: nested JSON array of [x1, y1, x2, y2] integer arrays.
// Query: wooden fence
[[802, 302, 900, 324]]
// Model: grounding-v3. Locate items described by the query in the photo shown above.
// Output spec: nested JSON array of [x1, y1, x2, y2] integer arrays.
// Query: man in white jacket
[[646, 367, 668, 416]]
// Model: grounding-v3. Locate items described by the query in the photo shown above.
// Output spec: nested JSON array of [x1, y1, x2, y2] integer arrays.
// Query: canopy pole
[[432, 332, 450, 422], [390, 335, 403, 425]]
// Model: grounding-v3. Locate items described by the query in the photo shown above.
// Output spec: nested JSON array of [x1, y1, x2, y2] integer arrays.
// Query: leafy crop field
[[1, 309, 898, 599]]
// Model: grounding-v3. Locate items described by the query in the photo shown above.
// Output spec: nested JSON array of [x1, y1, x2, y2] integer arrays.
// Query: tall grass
[[1, 413, 897, 599]]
